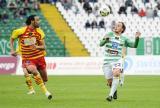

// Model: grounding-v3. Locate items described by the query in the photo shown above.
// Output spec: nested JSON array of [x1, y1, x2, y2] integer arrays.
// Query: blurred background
[[0, 0, 160, 107], [0, 0, 160, 57]]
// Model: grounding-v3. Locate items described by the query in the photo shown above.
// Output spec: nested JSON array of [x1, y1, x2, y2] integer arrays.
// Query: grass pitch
[[0, 75, 160, 108]]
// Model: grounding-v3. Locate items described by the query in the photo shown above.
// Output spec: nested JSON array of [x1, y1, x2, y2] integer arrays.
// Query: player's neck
[[28, 25, 36, 30], [114, 32, 121, 37]]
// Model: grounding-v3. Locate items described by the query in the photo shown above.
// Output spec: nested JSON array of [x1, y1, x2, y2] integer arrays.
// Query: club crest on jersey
[[112, 42, 119, 49]]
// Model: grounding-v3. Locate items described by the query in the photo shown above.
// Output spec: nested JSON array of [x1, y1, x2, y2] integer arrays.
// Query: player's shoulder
[[107, 31, 114, 37], [14, 26, 27, 33], [15, 26, 27, 31], [121, 35, 128, 40], [12, 26, 27, 35], [36, 27, 44, 32], [36, 27, 45, 34], [36, 27, 45, 38]]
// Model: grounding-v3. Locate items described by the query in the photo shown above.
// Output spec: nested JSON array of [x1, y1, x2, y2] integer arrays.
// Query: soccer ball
[[99, 5, 111, 17]]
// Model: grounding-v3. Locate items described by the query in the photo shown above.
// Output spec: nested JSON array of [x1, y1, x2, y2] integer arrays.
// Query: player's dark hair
[[120, 22, 126, 33], [25, 15, 36, 25]]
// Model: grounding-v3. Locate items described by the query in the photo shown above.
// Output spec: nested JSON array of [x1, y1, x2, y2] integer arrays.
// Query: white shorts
[[103, 59, 123, 79]]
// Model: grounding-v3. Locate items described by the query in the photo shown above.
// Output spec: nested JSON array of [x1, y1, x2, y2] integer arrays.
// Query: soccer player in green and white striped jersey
[[100, 22, 141, 102]]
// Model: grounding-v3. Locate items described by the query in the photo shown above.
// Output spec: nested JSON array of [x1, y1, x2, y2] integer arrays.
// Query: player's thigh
[[112, 61, 122, 77], [23, 68, 30, 76], [22, 60, 38, 74], [103, 64, 112, 79], [37, 57, 48, 82]]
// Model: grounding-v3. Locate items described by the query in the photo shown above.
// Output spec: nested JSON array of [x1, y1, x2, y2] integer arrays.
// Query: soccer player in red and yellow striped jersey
[[10, 15, 52, 100]]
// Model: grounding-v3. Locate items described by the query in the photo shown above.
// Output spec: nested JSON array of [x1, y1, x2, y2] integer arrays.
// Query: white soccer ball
[[99, 5, 111, 17]]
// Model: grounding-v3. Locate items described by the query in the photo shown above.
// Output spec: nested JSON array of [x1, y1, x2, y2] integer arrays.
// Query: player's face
[[33, 16, 40, 28], [114, 22, 123, 34]]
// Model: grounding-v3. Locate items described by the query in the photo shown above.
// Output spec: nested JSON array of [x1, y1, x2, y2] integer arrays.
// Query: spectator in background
[[146, 6, 154, 18], [0, 0, 7, 9], [19, 8, 27, 19], [60, 0, 73, 10], [7, 1, 17, 10], [98, 19, 105, 29], [142, 0, 150, 4], [50, 0, 57, 4], [71, 0, 79, 14], [72, 4, 79, 14], [1, 10, 9, 23], [138, 8, 146, 17], [13, 9, 20, 19], [83, 1, 92, 14], [156, 1, 160, 10], [125, 0, 133, 7], [22, 1, 31, 12], [33, 0, 40, 11], [131, 4, 138, 15], [92, 4, 99, 17], [118, 4, 127, 14], [91, 19, 98, 29], [153, 9, 158, 17], [85, 20, 91, 29]]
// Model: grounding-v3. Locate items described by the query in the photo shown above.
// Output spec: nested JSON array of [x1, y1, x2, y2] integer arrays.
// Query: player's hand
[[135, 31, 141, 38], [11, 50, 17, 57], [31, 44, 38, 49]]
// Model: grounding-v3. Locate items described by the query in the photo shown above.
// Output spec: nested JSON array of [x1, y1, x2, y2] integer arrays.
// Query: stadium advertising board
[[16, 57, 103, 75], [0, 56, 17, 74], [16, 56, 160, 75], [124, 56, 160, 75]]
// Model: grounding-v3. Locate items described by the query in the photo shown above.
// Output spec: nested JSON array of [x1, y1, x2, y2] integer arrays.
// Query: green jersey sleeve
[[99, 32, 113, 47], [125, 37, 139, 48]]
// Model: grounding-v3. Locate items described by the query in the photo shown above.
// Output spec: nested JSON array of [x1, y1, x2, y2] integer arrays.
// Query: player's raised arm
[[125, 31, 141, 48]]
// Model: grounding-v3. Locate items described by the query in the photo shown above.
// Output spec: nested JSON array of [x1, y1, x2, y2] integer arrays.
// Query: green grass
[[0, 75, 160, 108]]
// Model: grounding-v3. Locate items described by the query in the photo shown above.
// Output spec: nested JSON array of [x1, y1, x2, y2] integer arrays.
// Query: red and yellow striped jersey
[[11, 26, 46, 60]]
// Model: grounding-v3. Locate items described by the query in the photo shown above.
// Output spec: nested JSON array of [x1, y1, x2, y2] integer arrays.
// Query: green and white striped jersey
[[100, 32, 139, 64]]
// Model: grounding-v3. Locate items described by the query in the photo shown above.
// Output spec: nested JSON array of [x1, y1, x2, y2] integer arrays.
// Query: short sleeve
[[11, 27, 26, 39], [37, 28, 45, 39]]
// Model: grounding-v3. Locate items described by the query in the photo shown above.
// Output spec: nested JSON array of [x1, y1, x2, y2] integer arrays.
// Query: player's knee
[[113, 69, 121, 77]]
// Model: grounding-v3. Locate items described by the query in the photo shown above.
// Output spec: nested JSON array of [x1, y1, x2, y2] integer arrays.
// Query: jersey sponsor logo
[[107, 49, 118, 55], [24, 37, 36, 46]]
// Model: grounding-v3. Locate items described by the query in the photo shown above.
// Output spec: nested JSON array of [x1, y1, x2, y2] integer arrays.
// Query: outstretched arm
[[126, 32, 141, 48]]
